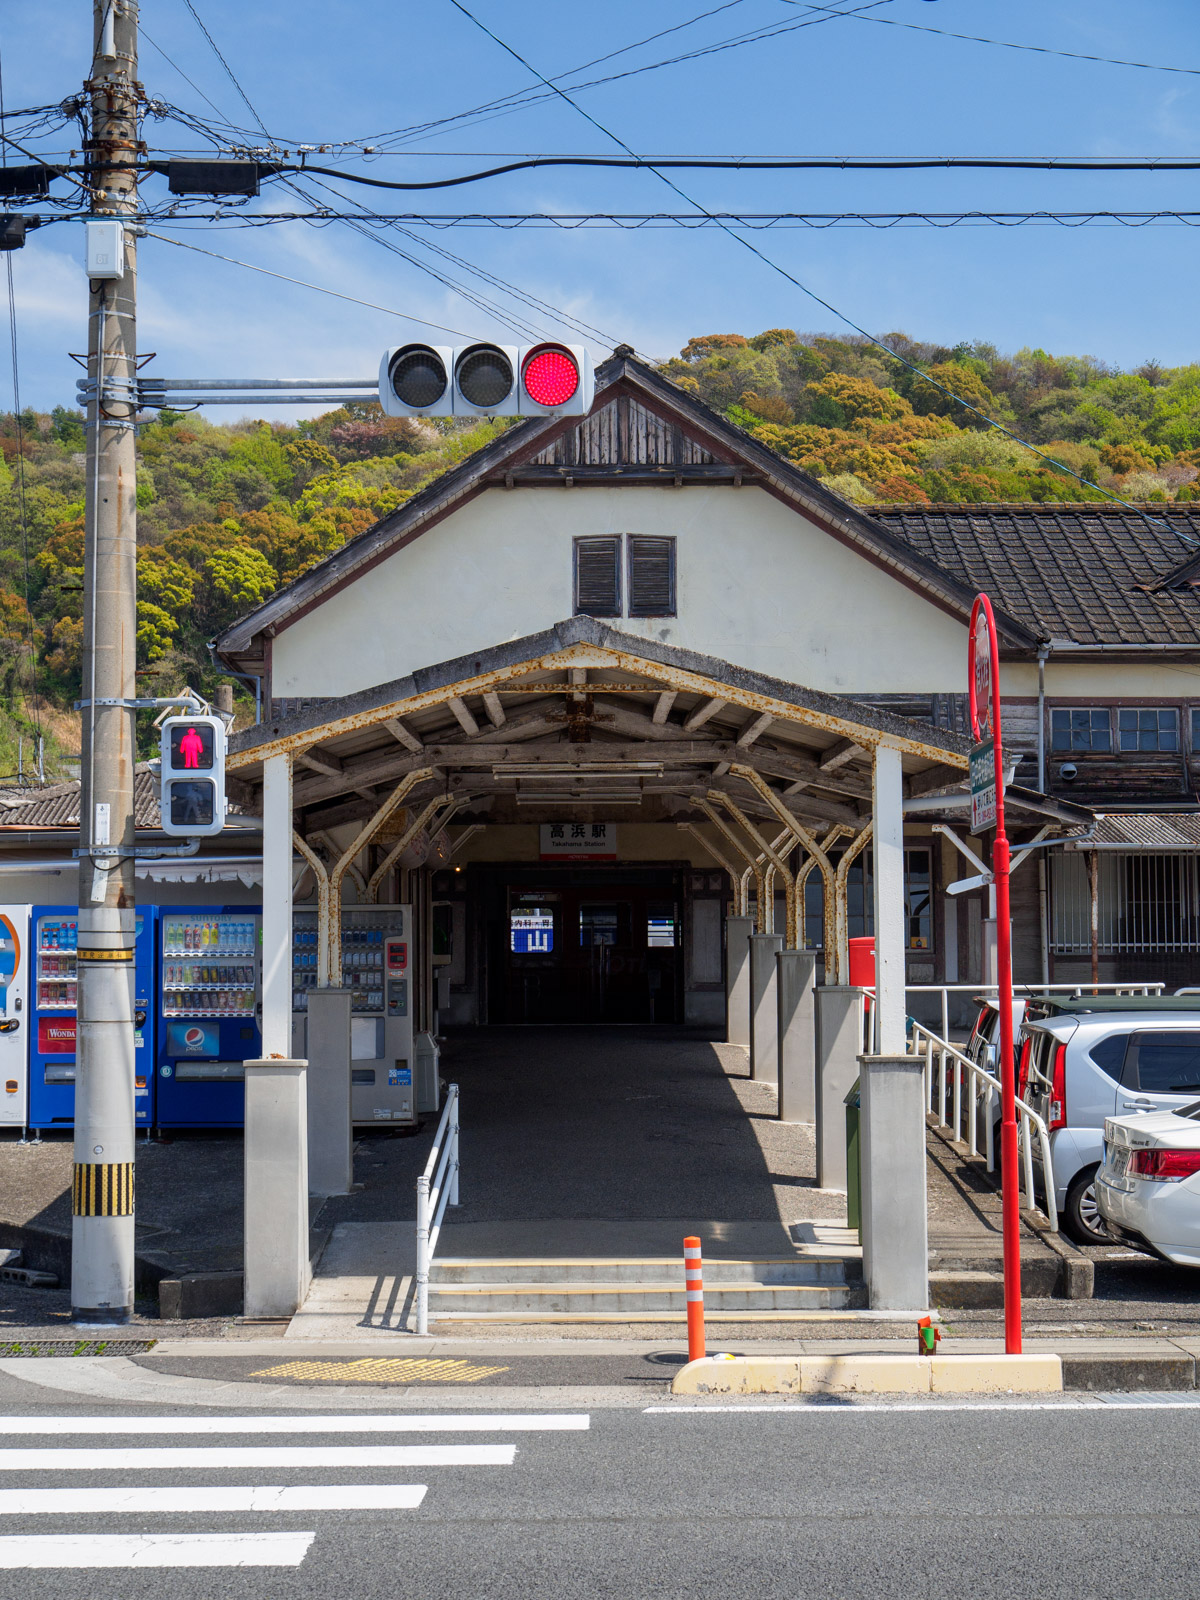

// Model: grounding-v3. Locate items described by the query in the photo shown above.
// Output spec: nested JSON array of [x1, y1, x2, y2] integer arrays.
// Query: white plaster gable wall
[[269, 484, 968, 698]]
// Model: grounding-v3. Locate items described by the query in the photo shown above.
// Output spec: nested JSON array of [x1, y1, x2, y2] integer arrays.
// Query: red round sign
[[968, 592, 999, 744]]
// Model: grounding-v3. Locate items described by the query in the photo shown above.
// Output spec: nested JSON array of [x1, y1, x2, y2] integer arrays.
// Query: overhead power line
[[137, 209, 1200, 232], [143, 231, 480, 340], [785, 2, 1200, 78], [444, 0, 1189, 546]]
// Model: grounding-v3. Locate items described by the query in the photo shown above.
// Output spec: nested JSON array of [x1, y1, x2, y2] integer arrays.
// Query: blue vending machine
[[155, 906, 262, 1128], [27, 905, 158, 1134]]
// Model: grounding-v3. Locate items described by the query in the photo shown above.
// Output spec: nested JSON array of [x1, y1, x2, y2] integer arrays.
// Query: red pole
[[969, 595, 1022, 1356], [684, 1236, 705, 1362]]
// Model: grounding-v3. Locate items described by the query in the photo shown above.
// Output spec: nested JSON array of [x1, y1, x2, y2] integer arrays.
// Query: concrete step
[[427, 1281, 866, 1314], [430, 1256, 858, 1287]]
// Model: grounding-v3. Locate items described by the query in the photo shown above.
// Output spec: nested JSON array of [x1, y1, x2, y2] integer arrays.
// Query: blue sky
[[4, 0, 1200, 415]]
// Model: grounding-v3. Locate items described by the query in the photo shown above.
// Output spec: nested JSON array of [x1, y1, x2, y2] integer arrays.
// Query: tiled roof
[[0, 770, 163, 829], [0, 769, 252, 831], [867, 504, 1200, 647]]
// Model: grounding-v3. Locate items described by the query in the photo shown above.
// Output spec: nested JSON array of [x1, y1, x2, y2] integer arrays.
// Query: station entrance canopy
[[227, 617, 993, 989]]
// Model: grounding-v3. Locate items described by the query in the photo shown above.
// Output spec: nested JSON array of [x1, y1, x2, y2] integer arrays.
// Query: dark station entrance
[[481, 866, 685, 1024]]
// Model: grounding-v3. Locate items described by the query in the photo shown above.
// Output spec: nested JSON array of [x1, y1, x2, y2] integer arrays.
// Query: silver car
[[1020, 1000, 1200, 1244]]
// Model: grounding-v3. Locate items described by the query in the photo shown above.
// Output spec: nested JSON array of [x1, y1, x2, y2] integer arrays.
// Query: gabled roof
[[213, 349, 1036, 668], [868, 504, 1200, 651]]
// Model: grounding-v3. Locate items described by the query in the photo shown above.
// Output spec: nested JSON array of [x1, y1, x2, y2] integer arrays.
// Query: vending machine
[[0, 905, 29, 1129], [292, 904, 414, 1127], [155, 906, 262, 1128], [27, 905, 157, 1133]]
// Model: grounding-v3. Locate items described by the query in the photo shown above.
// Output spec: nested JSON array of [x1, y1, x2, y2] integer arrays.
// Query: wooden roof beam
[[683, 696, 727, 732], [820, 738, 865, 772], [652, 691, 677, 724], [448, 697, 481, 736], [482, 692, 506, 729], [384, 717, 423, 753], [737, 712, 774, 748]]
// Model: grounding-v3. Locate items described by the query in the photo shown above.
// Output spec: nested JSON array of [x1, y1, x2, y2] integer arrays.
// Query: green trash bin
[[844, 1079, 862, 1240]]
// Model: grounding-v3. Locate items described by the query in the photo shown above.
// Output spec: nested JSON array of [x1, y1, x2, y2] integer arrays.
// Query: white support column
[[261, 752, 294, 1058], [872, 743, 906, 1054], [749, 932, 783, 1086], [725, 915, 753, 1051]]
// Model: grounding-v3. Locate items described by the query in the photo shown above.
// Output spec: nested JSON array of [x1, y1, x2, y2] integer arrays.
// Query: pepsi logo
[[184, 1027, 204, 1047]]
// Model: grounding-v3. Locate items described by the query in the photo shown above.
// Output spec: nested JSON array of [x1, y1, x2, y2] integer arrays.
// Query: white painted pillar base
[[305, 989, 353, 1198], [872, 744, 907, 1056], [244, 1057, 310, 1319], [859, 1052, 929, 1311], [776, 949, 817, 1122], [748, 933, 783, 1086], [724, 915, 753, 1052], [816, 986, 866, 1191], [260, 753, 294, 1060]]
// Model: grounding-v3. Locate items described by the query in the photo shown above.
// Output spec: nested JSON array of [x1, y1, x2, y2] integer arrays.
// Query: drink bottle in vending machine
[[27, 905, 157, 1133], [155, 906, 262, 1128]]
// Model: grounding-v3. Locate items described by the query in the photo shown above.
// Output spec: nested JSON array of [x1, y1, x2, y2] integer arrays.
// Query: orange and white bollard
[[684, 1235, 705, 1362]]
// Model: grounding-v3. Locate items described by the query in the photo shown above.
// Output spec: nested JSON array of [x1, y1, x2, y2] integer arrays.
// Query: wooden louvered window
[[573, 536, 622, 616], [627, 535, 676, 617]]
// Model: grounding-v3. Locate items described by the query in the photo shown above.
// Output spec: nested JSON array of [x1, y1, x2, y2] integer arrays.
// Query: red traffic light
[[522, 345, 580, 408]]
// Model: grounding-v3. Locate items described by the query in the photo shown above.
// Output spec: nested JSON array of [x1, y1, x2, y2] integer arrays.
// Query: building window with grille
[[801, 849, 932, 953], [1050, 707, 1112, 752], [1118, 707, 1178, 752], [627, 535, 676, 617], [573, 536, 622, 617]]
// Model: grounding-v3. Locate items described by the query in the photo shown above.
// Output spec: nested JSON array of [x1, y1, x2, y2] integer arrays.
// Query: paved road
[[0, 1366, 1196, 1594]]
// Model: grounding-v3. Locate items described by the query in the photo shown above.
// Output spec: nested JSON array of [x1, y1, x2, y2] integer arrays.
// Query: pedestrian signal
[[379, 342, 594, 418], [159, 713, 226, 837]]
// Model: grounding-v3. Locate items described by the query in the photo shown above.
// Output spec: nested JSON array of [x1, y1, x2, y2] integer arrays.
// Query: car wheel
[[1064, 1166, 1107, 1246]]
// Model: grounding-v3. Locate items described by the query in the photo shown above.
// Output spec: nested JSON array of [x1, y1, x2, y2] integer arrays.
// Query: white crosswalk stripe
[[0, 1413, 589, 1435], [0, 1411, 587, 1569], [0, 1533, 316, 1568], [0, 1486, 429, 1513], [0, 1444, 515, 1470]]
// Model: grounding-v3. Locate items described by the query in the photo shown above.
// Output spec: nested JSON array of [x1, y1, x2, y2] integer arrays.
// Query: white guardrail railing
[[910, 1017, 1058, 1232], [860, 986, 1073, 1231], [415, 1082, 459, 1337]]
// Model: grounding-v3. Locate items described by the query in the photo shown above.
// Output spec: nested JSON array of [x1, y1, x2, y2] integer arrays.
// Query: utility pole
[[74, 0, 140, 1324]]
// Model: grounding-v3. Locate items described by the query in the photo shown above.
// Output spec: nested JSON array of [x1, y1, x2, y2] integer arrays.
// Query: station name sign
[[539, 822, 617, 861]]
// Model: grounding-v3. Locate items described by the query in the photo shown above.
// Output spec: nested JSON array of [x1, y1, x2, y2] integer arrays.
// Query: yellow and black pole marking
[[72, 1162, 134, 1217], [77, 947, 134, 963]]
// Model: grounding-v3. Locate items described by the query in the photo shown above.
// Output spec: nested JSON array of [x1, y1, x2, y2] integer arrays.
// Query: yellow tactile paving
[[249, 1357, 510, 1384]]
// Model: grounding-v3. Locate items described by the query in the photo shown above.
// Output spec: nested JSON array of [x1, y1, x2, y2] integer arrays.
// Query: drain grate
[[0, 1340, 157, 1357]]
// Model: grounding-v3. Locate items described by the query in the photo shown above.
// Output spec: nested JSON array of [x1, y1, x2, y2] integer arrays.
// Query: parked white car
[[964, 996, 1027, 1076], [1018, 1000, 1200, 1245], [1096, 1103, 1200, 1265]]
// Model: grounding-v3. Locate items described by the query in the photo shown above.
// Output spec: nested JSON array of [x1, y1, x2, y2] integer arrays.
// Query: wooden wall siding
[[1009, 848, 1044, 985], [1043, 757, 1187, 803], [532, 397, 716, 469]]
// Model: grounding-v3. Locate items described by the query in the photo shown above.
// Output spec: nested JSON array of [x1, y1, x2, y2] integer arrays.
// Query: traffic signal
[[379, 342, 594, 418], [159, 713, 227, 838]]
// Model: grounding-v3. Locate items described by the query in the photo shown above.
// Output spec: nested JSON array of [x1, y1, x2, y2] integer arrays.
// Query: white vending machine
[[0, 904, 28, 1128], [292, 904, 415, 1127]]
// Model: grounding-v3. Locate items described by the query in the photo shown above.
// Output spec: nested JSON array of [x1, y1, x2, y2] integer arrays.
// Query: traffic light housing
[[379, 342, 594, 419], [159, 713, 226, 838]]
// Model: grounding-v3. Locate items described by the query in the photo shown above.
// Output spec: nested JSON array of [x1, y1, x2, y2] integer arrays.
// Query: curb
[[672, 1353, 1063, 1395]]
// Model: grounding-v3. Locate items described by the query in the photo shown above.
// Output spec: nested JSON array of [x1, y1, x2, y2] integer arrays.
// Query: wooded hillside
[[1, 328, 1195, 756]]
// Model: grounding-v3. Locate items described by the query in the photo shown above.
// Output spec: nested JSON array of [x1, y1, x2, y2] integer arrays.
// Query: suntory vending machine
[[27, 905, 157, 1133], [155, 906, 262, 1128], [292, 904, 414, 1127], [0, 905, 29, 1128]]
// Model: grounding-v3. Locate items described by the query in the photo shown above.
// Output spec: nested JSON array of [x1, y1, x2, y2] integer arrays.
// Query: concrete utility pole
[[73, 0, 140, 1323]]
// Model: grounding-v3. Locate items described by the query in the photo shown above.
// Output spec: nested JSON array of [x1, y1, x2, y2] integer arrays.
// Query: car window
[[1088, 1033, 1130, 1082], [1129, 1031, 1200, 1095]]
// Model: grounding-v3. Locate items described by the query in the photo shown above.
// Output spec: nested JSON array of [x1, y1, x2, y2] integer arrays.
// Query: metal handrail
[[414, 1082, 459, 1337], [909, 1018, 1058, 1231], [905, 982, 1165, 1048]]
